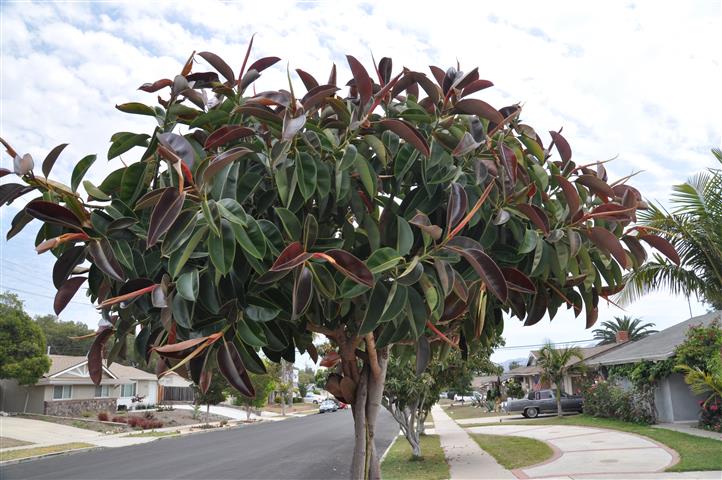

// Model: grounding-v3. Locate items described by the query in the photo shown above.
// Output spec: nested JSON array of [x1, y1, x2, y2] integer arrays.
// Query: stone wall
[[44, 398, 118, 416]]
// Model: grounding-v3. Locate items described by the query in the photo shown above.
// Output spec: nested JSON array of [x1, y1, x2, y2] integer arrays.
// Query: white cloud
[[1, 0, 719, 360]]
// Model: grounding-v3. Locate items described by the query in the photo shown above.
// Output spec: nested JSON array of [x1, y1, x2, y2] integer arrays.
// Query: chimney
[[615, 331, 630, 343]]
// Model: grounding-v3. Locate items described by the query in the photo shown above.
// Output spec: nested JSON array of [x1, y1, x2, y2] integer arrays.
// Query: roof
[[472, 374, 511, 388], [509, 343, 622, 376], [589, 311, 721, 366], [46, 355, 156, 381]]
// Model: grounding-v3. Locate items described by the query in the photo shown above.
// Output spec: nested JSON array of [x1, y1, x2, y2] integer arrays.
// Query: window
[[53, 385, 72, 399], [540, 391, 553, 399], [95, 385, 110, 397], [120, 383, 136, 397]]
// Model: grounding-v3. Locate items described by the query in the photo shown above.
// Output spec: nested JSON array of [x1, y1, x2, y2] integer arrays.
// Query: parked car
[[502, 389, 583, 418], [319, 399, 338, 413], [304, 393, 325, 404], [453, 392, 480, 403]]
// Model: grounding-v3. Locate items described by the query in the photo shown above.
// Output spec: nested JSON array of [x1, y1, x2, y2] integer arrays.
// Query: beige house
[[508, 343, 624, 395], [0, 355, 157, 416]]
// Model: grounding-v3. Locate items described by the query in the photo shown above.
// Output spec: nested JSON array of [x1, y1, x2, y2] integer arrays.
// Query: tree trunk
[[350, 354, 388, 480], [556, 384, 562, 417]]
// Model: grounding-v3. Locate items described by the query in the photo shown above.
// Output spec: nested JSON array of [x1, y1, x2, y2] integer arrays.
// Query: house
[[158, 371, 195, 403], [472, 373, 510, 397], [587, 311, 720, 423], [508, 342, 624, 395], [0, 355, 157, 416]]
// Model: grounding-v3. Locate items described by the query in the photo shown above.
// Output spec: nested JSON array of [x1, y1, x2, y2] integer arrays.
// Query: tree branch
[[365, 334, 382, 380], [306, 321, 335, 337]]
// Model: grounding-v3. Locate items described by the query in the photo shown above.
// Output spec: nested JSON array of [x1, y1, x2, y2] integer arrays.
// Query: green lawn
[[442, 405, 503, 420], [466, 415, 722, 472], [471, 433, 554, 469], [0, 443, 94, 462], [381, 435, 449, 480]]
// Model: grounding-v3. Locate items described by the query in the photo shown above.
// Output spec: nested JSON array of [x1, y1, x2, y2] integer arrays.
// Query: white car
[[303, 393, 325, 404], [319, 399, 338, 413], [454, 393, 479, 403]]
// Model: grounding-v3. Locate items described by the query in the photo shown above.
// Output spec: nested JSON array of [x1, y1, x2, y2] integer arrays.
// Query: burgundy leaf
[[346, 55, 373, 107], [554, 175, 580, 216], [247, 56, 281, 74], [54, 276, 86, 315], [590, 203, 633, 220], [199, 369, 212, 394], [292, 266, 313, 319], [379, 119, 430, 157], [320, 351, 341, 368], [549, 131, 572, 167], [204, 126, 255, 150], [53, 245, 86, 289], [453, 98, 504, 125], [452, 132, 481, 157], [296, 69, 320, 91], [157, 133, 195, 167], [138, 79, 173, 92], [457, 248, 508, 303], [87, 239, 125, 282], [249, 90, 291, 108], [429, 65, 445, 86], [328, 63, 337, 86], [452, 271, 469, 302], [612, 184, 641, 201], [524, 289, 548, 326], [203, 147, 253, 184], [0, 167, 12, 178], [301, 85, 340, 112], [270, 242, 312, 272], [322, 249, 374, 288], [501, 267, 537, 294], [147, 188, 185, 248], [154, 336, 211, 354], [587, 227, 629, 269], [622, 235, 647, 265], [460, 79, 494, 97], [217, 340, 255, 397], [26, 201, 82, 231], [516, 204, 550, 234], [576, 174, 614, 199], [446, 183, 468, 231], [0, 183, 32, 206], [446, 236, 484, 252], [639, 234, 680, 266], [453, 67, 479, 91], [41, 143, 68, 178], [409, 212, 442, 240], [198, 52, 235, 84], [88, 327, 113, 385]]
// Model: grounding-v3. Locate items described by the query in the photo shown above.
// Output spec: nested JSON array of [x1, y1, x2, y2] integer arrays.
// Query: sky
[[0, 1, 720, 368]]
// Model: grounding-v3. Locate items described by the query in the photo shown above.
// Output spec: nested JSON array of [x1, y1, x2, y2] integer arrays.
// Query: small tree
[[0, 42, 676, 479], [0, 293, 51, 388], [234, 367, 277, 420], [592, 315, 657, 345], [192, 371, 227, 425], [537, 342, 585, 417], [504, 378, 525, 399]]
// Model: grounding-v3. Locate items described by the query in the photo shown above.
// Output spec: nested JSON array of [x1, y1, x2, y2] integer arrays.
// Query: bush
[[219, 419, 228, 427], [292, 397, 303, 404], [81, 411, 92, 418], [584, 381, 655, 424], [126, 415, 163, 429], [699, 398, 721, 432], [112, 416, 127, 423], [97, 412, 109, 422]]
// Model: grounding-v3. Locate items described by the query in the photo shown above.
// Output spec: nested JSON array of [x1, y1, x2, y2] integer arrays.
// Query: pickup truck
[[502, 389, 583, 418]]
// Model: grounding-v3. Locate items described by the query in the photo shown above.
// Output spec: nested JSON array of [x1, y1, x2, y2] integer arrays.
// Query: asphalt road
[[1, 409, 398, 480]]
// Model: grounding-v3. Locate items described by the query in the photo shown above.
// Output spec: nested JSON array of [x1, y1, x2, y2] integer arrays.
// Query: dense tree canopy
[[34, 314, 95, 355], [0, 292, 51, 385], [0, 41, 677, 479]]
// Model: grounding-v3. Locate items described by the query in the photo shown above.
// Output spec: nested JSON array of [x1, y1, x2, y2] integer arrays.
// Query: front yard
[[466, 414, 722, 472], [441, 404, 503, 420], [0, 443, 94, 462], [471, 433, 553, 469], [381, 435, 449, 480]]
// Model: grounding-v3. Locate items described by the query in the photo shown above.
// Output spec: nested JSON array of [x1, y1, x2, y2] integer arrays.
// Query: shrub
[[81, 411, 92, 418], [97, 412, 109, 422], [699, 398, 721, 432], [584, 381, 655, 424], [220, 419, 228, 427], [112, 416, 127, 423], [292, 397, 303, 404], [126, 416, 142, 428]]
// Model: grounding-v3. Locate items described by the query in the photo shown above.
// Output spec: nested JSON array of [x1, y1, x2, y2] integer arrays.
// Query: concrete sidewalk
[[467, 424, 676, 478], [431, 404, 514, 479], [654, 421, 722, 441]]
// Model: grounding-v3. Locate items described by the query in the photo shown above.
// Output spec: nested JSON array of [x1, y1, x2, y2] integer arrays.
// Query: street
[[1, 409, 398, 480]]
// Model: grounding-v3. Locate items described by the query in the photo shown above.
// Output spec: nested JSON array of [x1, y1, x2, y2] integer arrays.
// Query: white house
[[0, 355, 157, 416]]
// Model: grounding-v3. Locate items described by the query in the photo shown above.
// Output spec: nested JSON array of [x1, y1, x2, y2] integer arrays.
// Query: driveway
[[467, 424, 677, 478], [1, 408, 398, 479]]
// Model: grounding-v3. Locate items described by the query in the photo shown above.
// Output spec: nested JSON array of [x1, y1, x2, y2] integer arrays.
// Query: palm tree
[[592, 316, 658, 345], [537, 342, 585, 417], [618, 149, 722, 310]]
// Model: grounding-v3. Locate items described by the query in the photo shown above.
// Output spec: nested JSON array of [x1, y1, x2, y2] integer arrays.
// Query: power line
[[495, 339, 597, 350], [0, 285, 97, 309]]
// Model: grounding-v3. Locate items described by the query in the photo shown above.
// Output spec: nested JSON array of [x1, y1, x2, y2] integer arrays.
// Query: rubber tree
[[0, 40, 679, 479]]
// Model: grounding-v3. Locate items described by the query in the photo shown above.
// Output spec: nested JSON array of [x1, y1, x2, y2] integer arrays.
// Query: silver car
[[503, 389, 583, 418], [319, 399, 338, 413]]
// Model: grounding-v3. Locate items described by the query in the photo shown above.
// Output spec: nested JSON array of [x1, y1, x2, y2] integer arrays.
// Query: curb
[[0, 446, 105, 467], [379, 430, 401, 463]]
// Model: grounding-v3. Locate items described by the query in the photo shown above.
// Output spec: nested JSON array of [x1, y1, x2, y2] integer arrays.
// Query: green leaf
[[161, 210, 198, 257], [296, 152, 317, 201], [364, 134, 387, 167], [177, 269, 199, 301], [172, 294, 193, 329], [209, 219, 236, 275], [120, 161, 149, 205], [83, 180, 110, 201], [359, 282, 389, 335], [237, 319, 267, 347], [108, 132, 150, 160], [116, 102, 156, 117], [518, 229, 539, 254], [245, 302, 281, 322], [201, 198, 221, 237], [216, 198, 247, 226], [366, 247, 402, 274], [407, 287, 428, 339], [396, 216, 413, 256], [354, 154, 376, 198], [275, 207, 301, 240], [380, 283, 408, 323], [231, 221, 264, 259], [169, 226, 208, 278], [71, 154, 97, 192], [339, 145, 357, 170]]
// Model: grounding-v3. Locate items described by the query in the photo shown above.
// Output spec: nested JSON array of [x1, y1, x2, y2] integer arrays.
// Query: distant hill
[[499, 357, 527, 371]]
